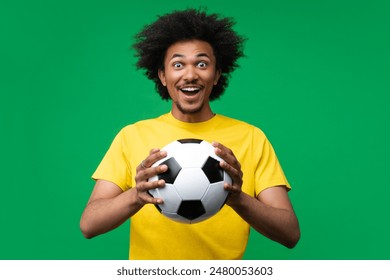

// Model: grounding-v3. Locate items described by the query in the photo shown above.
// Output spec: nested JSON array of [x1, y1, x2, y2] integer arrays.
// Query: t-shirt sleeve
[[253, 129, 290, 196], [92, 129, 132, 191]]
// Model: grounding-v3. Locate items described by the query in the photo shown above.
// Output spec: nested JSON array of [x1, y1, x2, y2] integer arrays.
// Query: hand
[[212, 142, 243, 203], [134, 148, 168, 206]]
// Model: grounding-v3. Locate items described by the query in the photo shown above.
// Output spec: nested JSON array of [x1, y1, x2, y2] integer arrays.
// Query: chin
[[176, 103, 204, 115]]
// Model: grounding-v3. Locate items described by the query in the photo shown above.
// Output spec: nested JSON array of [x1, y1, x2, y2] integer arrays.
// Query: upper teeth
[[182, 87, 199, 91]]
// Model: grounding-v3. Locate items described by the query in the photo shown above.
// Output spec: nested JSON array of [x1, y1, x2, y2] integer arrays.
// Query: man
[[80, 8, 300, 260]]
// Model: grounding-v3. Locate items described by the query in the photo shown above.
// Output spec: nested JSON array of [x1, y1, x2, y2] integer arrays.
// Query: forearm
[[80, 188, 143, 239], [227, 192, 300, 248]]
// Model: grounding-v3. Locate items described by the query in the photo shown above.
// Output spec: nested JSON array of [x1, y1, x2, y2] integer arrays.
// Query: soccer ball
[[148, 139, 231, 224]]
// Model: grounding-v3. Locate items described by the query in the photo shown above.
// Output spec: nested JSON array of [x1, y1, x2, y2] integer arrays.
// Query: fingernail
[[160, 165, 168, 171]]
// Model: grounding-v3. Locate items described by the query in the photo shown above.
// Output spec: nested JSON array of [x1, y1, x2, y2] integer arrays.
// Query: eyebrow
[[169, 53, 211, 60]]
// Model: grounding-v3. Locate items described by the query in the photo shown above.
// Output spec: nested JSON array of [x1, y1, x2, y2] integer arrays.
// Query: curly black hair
[[132, 8, 246, 101]]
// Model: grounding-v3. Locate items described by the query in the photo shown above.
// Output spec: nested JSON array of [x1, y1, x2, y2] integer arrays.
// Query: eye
[[197, 61, 207, 68], [173, 62, 183, 69]]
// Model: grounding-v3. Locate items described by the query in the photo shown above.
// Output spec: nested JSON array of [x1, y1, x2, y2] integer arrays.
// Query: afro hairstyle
[[132, 8, 246, 101]]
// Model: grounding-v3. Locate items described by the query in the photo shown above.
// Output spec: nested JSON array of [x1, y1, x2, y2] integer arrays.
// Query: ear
[[214, 69, 222, 85], [158, 69, 167, 86]]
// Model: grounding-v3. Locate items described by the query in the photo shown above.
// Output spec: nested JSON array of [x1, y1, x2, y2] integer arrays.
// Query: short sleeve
[[253, 129, 290, 196], [92, 129, 132, 191]]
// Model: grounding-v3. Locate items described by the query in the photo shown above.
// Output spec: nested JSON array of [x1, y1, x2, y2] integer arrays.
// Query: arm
[[213, 142, 300, 248], [228, 186, 300, 248], [80, 149, 167, 239], [80, 179, 141, 239]]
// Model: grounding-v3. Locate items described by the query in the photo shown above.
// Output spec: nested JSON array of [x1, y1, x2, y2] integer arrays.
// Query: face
[[158, 40, 221, 122]]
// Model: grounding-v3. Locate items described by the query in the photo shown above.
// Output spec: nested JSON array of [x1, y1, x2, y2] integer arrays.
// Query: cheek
[[165, 73, 181, 86], [206, 75, 218, 87]]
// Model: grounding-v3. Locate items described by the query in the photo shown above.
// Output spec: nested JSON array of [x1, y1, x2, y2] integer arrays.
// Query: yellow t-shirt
[[92, 112, 290, 259]]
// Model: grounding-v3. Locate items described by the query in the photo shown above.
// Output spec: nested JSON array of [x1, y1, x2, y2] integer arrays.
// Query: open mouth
[[180, 86, 201, 94]]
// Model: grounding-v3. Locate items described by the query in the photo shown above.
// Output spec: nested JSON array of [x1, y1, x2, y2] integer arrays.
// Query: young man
[[80, 9, 300, 260]]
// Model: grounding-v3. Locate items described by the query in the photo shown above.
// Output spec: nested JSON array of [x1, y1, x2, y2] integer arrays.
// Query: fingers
[[136, 149, 167, 172], [135, 167, 167, 205], [212, 141, 243, 194], [135, 148, 168, 205], [136, 178, 166, 205], [212, 142, 241, 170], [136, 163, 168, 182]]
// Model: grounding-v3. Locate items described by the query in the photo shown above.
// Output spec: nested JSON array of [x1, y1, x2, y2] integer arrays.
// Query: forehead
[[165, 40, 215, 60]]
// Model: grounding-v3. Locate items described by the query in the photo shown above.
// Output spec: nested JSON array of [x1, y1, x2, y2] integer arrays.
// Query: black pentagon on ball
[[177, 138, 203, 144], [157, 157, 182, 184], [177, 200, 206, 220], [202, 157, 224, 183]]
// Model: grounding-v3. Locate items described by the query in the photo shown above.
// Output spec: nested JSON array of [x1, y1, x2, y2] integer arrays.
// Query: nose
[[183, 65, 199, 82]]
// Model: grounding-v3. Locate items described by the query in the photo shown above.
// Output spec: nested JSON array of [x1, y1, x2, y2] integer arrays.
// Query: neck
[[171, 105, 215, 123]]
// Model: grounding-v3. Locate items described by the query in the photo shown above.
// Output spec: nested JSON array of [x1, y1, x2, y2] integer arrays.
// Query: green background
[[1, 0, 389, 260]]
